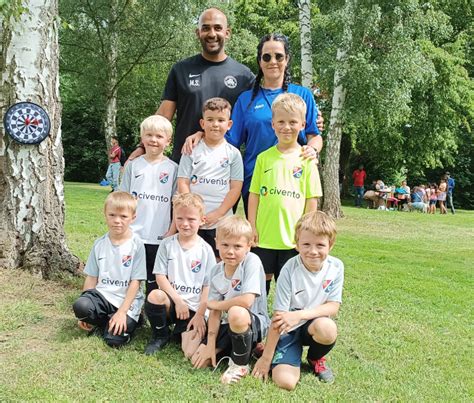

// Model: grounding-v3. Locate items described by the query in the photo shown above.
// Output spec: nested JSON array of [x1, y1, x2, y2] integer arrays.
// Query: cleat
[[220, 358, 250, 384], [144, 337, 169, 355], [308, 356, 335, 383]]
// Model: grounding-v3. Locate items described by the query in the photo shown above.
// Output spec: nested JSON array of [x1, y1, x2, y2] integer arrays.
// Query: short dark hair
[[202, 97, 232, 115]]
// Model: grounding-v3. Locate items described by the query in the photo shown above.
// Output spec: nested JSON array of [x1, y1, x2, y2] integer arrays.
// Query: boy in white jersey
[[178, 97, 243, 257], [191, 216, 270, 384], [252, 211, 343, 389], [248, 93, 322, 295], [72, 192, 146, 347], [120, 115, 178, 295], [144, 193, 216, 356]]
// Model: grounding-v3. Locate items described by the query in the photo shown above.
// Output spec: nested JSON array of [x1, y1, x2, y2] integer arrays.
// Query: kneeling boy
[[72, 191, 146, 347], [144, 193, 216, 357], [191, 215, 270, 384], [252, 211, 344, 390]]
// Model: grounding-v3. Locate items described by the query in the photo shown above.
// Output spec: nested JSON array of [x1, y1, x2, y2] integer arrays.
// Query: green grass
[[1, 182, 472, 401]]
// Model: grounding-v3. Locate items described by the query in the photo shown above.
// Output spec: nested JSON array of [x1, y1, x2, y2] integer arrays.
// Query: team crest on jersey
[[224, 75, 237, 89], [322, 279, 334, 293], [159, 172, 169, 184], [260, 186, 268, 196], [293, 166, 303, 178], [190, 175, 198, 184], [220, 157, 229, 168], [191, 260, 202, 273], [231, 279, 241, 291], [122, 255, 132, 268]]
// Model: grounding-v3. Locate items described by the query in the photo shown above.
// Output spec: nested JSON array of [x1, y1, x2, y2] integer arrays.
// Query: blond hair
[[140, 115, 173, 139], [216, 215, 253, 243], [104, 191, 137, 214], [272, 93, 306, 121], [172, 193, 205, 217], [295, 211, 337, 244]]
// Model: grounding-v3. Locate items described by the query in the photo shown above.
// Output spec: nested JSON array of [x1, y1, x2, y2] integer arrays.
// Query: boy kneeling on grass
[[191, 215, 270, 384], [252, 211, 344, 389], [73, 191, 146, 347], [144, 193, 216, 357]]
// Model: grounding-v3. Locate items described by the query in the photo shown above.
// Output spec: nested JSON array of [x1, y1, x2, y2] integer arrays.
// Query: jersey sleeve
[[248, 153, 263, 194], [208, 265, 224, 301], [229, 146, 244, 181], [327, 259, 344, 303], [153, 239, 169, 275], [305, 159, 323, 198], [83, 241, 100, 277], [202, 244, 217, 287], [130, 241, 147, 281], [240, 253, 263, 297], [178, 154, 193, 179], [161, 65, 178, 102], [119, 160, 133, 192], [226, 94, 247, 148], [273, 263, 292, 312]]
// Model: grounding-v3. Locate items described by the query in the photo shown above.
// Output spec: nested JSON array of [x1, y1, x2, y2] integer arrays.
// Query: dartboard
[[3, 102, 51, 144]]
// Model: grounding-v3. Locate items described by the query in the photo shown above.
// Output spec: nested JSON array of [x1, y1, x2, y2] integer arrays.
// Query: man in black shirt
[[129, 8, 254, 163]]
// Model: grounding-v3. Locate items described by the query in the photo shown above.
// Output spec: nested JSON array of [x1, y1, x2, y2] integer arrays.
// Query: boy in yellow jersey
[[248, 93, 322, 294]]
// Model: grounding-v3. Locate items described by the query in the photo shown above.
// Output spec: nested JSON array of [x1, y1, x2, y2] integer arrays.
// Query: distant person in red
[[352, 164, 366, 207], [106, 136, 121, 192]]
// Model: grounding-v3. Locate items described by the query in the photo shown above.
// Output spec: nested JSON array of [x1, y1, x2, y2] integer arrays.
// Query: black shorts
[[252, 247, 298, 279], [198, 228, 218, 258], [204, 310, 262, 355]]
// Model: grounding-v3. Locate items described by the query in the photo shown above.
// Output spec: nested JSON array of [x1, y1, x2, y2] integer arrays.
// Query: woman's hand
[[300, 145, 318, 162]]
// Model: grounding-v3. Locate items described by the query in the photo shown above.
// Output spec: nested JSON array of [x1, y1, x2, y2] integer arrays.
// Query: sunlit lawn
[[0, 182, 472, 401]]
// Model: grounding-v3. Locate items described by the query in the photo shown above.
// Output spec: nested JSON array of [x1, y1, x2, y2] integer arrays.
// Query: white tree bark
[[103, 0, 119, 149], [322, 0, 354, 218], [298, 0, 313, 88], [0, 0, 79, 276]]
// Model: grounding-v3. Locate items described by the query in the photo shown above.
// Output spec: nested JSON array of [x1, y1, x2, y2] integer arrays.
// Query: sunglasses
[[261, 53, 286, 63]]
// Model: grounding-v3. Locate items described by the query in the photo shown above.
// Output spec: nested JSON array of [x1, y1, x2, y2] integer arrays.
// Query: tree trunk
[[322, 0, 354, 218], [298, 0, 313, 88], [0, 0, 79, 277], [103, 0, 119, 149]]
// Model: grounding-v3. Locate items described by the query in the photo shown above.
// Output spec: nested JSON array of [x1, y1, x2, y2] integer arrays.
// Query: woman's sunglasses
[[261, 53, 286, 63]]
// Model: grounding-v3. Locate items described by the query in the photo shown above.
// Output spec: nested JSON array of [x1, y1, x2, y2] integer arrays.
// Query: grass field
[[1, 182, 473, 401]]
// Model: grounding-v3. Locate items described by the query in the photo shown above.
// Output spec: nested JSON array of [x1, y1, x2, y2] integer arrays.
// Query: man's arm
[[156, 100, 177, 121], [307, 134, 323, 153]]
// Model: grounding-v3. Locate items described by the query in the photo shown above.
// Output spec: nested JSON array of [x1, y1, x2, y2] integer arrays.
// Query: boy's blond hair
[[295, 211, 337, 244], [216, 215, 253, 243], [202, 97, 232, 117], [272, 93, 306, 121], [172, 193, 206, 217], [140, 115, 173, 139], [104, 191, 137, 214]]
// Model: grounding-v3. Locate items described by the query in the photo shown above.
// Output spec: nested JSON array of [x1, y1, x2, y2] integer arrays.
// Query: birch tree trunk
[[0, 0, 79, 277], [103, 0, 119, 149], [298, 0, 313, 88], [322, 0, 354, 218]]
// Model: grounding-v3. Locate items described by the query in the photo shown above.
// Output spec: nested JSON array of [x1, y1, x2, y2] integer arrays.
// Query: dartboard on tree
[[3, 102, 51, 145]]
